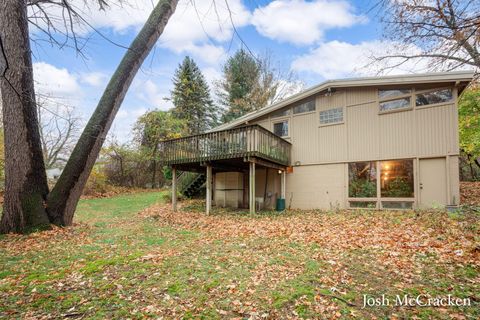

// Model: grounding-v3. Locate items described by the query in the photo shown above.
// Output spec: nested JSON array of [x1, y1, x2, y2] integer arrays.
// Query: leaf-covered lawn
[[0, 193, 479, 319]]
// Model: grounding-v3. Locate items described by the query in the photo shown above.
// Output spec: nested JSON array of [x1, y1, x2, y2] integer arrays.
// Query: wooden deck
[[159, 124, 291, 168]]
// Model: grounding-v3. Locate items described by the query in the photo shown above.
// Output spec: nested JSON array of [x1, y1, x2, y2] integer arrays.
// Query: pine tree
[[171, 56, 217, 135], [218, 49, 260, 123]]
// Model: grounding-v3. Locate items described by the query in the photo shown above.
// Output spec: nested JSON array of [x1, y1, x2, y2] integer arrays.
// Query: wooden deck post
[[281, 170, 286, 199], [249, 162, 256, 213], [206, 164, 212, 215], [172, 166, 177, 212]]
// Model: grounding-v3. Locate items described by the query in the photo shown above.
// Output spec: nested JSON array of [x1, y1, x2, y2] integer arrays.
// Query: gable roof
[[211, 70, 475, 132]]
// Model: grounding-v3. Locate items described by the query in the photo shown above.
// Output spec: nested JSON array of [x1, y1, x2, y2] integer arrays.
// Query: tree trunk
[[151, 160, 157, 188], [46, 0, 179, 225], [475, 158, 480, 171], [151, 144, 158, 188], [0, 0, 50, 233]]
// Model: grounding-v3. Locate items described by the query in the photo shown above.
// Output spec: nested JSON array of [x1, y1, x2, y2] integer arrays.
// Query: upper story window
[[378, 89, 411, 100], [415, 88, 453, 107], [319, 107, 343, 125], [273, 120, 289, 137], [378, 88, 412, 113], [293, 100, 315, 114], [271, 108, 291, 118]]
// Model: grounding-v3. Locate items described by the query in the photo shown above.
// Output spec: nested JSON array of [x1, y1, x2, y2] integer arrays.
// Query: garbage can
[[276, 198, 286, 211]]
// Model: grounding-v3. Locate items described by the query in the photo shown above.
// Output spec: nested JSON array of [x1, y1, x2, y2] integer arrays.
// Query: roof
[[211, 70, 475, 132]]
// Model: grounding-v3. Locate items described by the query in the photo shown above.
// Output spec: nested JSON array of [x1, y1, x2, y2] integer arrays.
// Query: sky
[[29, 0, 429, 142]]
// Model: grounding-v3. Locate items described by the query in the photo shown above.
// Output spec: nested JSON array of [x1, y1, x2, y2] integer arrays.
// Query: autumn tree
[[459, 86, 480, 178], [133, 110, 186, 187], [171, 56, 217, 134], [0, 0, 179, 233], [374, 0, 480, 72]]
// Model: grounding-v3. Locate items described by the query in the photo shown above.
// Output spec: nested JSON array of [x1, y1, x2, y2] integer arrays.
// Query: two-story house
[[160, 71, 474, 213]]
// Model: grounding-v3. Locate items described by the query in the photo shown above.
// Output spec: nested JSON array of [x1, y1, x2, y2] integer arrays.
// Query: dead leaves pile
[[460, 181, 480, 206], [139, 203, 479, 266]]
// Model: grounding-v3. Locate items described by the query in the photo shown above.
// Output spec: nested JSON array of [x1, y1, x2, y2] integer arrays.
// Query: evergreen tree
[[217, 49, 302, 123], [218, 49, 261, 123], [171, 56, 217, 134]]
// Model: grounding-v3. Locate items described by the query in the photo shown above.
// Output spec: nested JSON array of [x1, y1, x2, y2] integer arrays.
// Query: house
[[159, 71, 474, 213]]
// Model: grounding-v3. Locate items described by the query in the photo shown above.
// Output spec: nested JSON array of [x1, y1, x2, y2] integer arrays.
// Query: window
[[348, 162, 377, 198], [378, 88, 412, 113], [378, 89, 411, 100], [348, 159, 416, 209], [349, 201, 377, 209], [273, 121, 288, 137], [382, 201, 413, 209], [380, 160, 414, 198], [379, 98, 411, 112], [415, 88, 453, 106], [320, 107, 343, 125], [293, 100, 315, 114], [271, 108, 290, 118]]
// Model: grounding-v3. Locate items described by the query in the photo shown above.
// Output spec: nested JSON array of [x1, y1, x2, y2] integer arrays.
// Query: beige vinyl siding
[[448, 155, 460, 205], [251, 86, 459, 165], [256, 119, 270, 129], [379, 108, 416, 158], [317, 89, 345, 111], [291, 113, 319, 164], [346, 102, 380, 160], [317, 124, 347, 162], [285, 164, 346, 210], [416, 103, 459, 156], [346, 87, 377, 106]]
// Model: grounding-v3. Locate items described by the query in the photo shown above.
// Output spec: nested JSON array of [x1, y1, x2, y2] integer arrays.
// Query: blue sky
[[30, 0, 425, 141]]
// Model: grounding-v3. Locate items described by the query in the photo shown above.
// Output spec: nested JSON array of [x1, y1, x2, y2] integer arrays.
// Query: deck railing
[[159, 125, 291, 166]]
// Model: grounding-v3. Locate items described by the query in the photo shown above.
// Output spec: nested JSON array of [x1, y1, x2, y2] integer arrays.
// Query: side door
[[419, 158, 447, 208]]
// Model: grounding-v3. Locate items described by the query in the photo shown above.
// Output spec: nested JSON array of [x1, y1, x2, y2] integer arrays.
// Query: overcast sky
[[30, 0, 429, 141]]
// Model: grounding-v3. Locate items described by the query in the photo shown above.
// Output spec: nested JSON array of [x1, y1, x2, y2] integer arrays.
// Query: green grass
[[0, 193, 478, 319]]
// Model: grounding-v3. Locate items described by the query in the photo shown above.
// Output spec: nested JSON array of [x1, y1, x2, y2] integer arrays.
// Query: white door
[[419, 158, 447, 208]]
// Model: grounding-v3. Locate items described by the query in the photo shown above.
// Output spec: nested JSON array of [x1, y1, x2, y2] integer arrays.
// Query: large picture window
[[380, 160, 414, 198], [348, 162, 377, 198], [348, 159, 415, 209]]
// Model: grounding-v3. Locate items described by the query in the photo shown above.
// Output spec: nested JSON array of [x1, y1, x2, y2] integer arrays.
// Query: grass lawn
[[0, 192, 479, 319]]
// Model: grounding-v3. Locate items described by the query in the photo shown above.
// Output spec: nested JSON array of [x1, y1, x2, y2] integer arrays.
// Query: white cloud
[[33, 62, 81, 97], [291, 40, 430, 79], [28, 0, 155, 35], [168, 43, 226, 66], [159, 0, 250, 63], [29, 0, 249, 64], [81, 72, 108, 87], [202, 66, 222, 87], [251, 0, 364, 45], [135, 79, 172, 109]]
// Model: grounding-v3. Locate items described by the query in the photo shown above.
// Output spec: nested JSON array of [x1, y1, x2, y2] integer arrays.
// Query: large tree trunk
[[0, 0, 50, 233], [46, 0, 179, 225]]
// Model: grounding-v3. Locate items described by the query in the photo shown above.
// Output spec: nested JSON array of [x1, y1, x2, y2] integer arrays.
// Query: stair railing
[[177, 171, 202, 194]]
